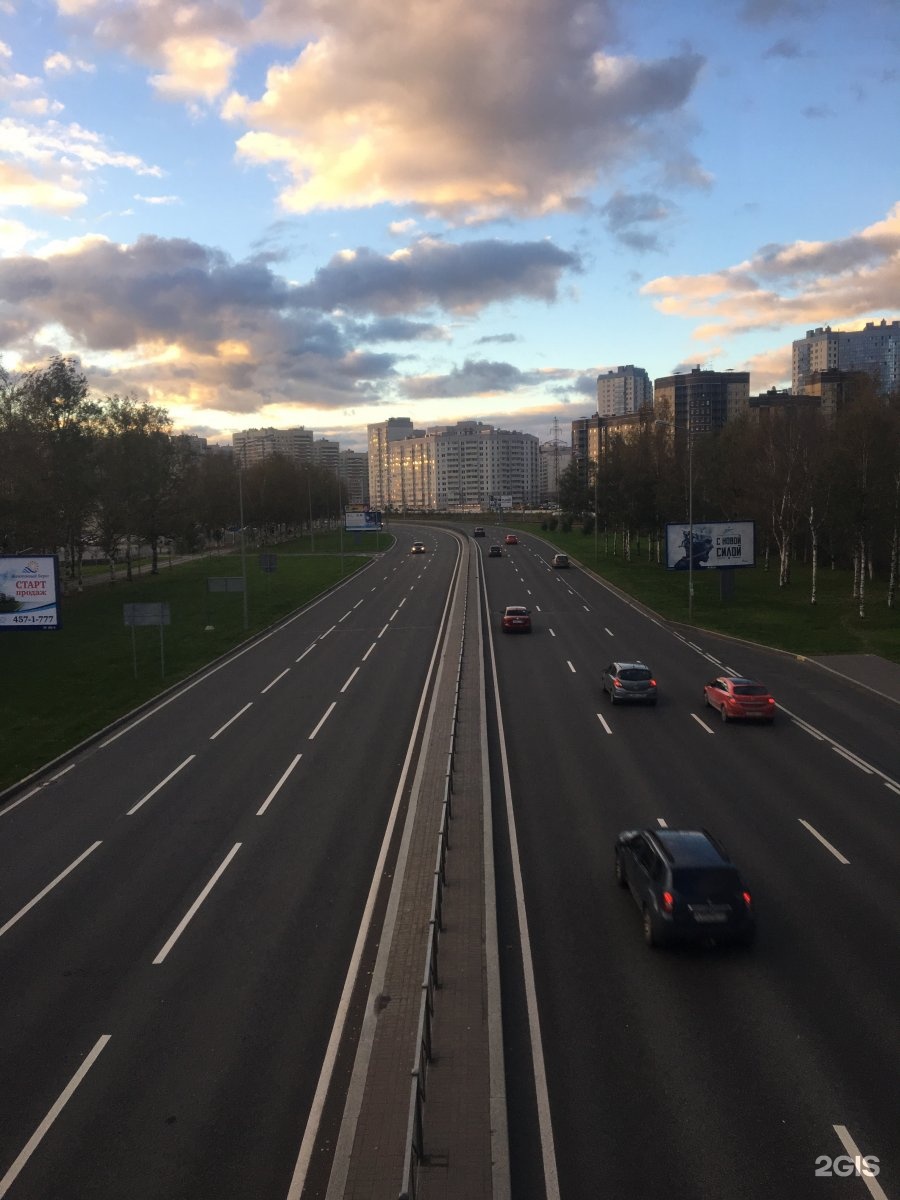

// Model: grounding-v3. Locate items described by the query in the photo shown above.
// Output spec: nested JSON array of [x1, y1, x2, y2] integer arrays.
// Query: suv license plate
[[693, 912, 727, 923]]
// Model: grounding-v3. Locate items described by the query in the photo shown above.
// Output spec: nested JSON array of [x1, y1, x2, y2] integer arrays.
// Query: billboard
[[665, 522, 755, 570], [0, 555, 61, 629], [344, 509, 383, 531]]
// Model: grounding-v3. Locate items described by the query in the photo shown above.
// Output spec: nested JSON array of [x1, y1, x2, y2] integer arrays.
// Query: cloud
[[400, 358, 538, 399], [739, 0, 824, 22], [600, 190, 671, 252], [222, 0, 704, 220], [641, 202, 900, 341], [0, 159, 86, 212], [802, 104, 835, 119], [475, 333, 519, 345], [150, 36, 237, 102], [134, 193, 181, 205], [763, 38, 803, 58], [0, 231, 575, 415], [44, 51, 96, 74], [291, 236, 582, 315]]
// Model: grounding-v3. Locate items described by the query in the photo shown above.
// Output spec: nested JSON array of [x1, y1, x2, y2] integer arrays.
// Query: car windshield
[[733, 684, 768, 696], [672, 868, 740, 900], [619, 668, 651, 681]]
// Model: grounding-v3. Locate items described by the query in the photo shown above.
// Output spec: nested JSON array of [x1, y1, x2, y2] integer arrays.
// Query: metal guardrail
[[399, 591, 468, 1199]]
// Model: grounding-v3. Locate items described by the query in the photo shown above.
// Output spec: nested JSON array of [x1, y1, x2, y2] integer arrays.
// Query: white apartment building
[[312, 438, 340, 476], [367, 419, 540, 511], [368, 418, 424, 509], [793, 320, 900, 395], [232, 426, 314, 467], [596, 365, 653, 417]]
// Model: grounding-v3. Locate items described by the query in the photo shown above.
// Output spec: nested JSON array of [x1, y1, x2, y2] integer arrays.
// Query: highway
[[0, 531, 463, 1200], [480, 530, 898, 1200], [1, 524, 898, 1199]]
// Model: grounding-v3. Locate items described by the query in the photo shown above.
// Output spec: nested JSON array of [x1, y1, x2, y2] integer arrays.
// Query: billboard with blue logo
[[0, 556, 61, 629]]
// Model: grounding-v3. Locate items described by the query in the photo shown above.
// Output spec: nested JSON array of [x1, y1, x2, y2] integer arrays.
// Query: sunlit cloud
[[641, 203, 900, 341]]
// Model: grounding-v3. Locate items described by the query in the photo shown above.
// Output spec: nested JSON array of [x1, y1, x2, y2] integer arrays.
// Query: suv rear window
[[619, 668, 651, 681], [671, 868, 741, 900], [733, 684, 767, 695]]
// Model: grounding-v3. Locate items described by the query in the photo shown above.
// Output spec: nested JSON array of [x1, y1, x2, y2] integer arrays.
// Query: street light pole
[[593, 435, 599, 564], [307, 470, 315, 553], [238, 464, 249, 631], [688, 397, 694, 621]]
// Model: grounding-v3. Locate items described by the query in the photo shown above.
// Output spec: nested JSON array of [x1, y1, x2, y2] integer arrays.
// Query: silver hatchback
[[603, 661, 658, 705]]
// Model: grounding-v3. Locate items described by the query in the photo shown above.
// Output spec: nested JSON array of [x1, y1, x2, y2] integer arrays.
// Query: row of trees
[[0, 357, 347, 586], [557, 383, 900, 610]]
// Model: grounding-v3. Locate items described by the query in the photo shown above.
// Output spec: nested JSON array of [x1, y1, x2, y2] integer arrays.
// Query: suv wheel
[[642, 906, 661, 947], [614, 851, 627, 888]]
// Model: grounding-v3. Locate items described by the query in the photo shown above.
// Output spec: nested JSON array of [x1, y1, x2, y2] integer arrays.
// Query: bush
[[582, 515, 595, 535], [561, 516, 572, 533], [547, 516, 558, 531]]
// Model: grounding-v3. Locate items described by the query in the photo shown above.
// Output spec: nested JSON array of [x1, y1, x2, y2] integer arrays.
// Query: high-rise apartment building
[[596, 365, 652, 417], [366, 418, 540, 511], [339, 450, 370, 506], [539, 441, 572, 503], [312, 438, 340, 476], [654, 367, 749, 443], [793, 320, 900, 395], [232, 426, 314, 467]]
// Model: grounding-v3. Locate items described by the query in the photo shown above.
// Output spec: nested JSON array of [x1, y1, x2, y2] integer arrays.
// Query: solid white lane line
[[691, 714, 715, 734], [567, 661, 576, 673], [0, 1034, 111, 1199], [319, 625, 336, 640], [209, 703, 252, 741], [296, 643, 316, 663], [792, 716, 826, 741], [340, 668, 360, 693], [377, 623, 389, 638], [128, 756, 196, 815], [799, 820, 850, 865], [362, 642, 377, 661], [153, 843, 242, 964], [309, 702, 337, 740], [261, 668, 290, 694], [0, 787, 41, 818], [707, 655, 722, 666], [832, 746, 873, 775], [832, 1126, 887, 1200], [595, 713, 612, 735], [886, 782, 900, 796], [0, 841, 103, 939], [338, 610, 352, 623], [605, 627, 614, 636], [257, 754, 302, 817]]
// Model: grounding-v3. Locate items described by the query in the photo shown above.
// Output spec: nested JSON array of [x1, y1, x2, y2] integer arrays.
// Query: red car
[[704, 676, 775, 723], [504, 534, 519, 545], [501, 605, 531, 633]]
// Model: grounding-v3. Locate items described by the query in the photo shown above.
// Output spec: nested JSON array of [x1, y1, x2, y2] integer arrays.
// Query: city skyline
[[2, 0, 899, 453]]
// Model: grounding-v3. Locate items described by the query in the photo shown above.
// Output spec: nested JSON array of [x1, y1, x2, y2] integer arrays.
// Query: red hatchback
[[504, 534, 519, 545], [704, 676, 775, 723]]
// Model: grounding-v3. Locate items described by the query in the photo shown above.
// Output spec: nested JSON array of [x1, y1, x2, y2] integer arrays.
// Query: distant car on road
[[552, 553, 569, 568], [473, 527, 486, 537], [602, 662, 657, 705], [615, 828, 755, 948], [488, 544, 502, 557], [501, 605, 531, 633], [410, 541, 426, 554], [703, 676, 775, 723], [504, 534, 519, 545]]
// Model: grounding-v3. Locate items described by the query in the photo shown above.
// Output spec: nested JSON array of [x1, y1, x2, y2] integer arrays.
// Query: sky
[[1, 0, 898, 453]]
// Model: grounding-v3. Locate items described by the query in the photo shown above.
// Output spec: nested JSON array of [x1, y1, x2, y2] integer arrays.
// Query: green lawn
[[514, 520, 900, 662], [0, 534, 379, 792]]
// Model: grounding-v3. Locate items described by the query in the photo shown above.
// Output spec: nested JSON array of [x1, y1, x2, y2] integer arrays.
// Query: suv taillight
[[742, 891, 752, 907], [662, 891, 674, 913], [613, 678, 623, 688]]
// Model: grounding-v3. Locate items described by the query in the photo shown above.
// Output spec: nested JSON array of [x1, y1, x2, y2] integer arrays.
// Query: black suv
[[615, 828, 755, 948]]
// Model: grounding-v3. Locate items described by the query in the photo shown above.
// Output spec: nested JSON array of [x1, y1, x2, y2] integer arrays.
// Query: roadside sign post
[[123, 602, 171, 679]]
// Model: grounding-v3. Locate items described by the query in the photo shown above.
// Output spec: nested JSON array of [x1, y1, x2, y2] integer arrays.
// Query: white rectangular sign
[[0, 555, 61, 628], [345, 510, 383, 531], [665, 521, 755, 570]]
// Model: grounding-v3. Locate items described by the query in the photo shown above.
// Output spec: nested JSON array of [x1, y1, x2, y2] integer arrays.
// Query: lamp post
[[337, 475, 344, 576], [238, 464, 249, 631], [307, 470, 315, 553], [687, 397, 694, 621], [593, 438, 599, 565]]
